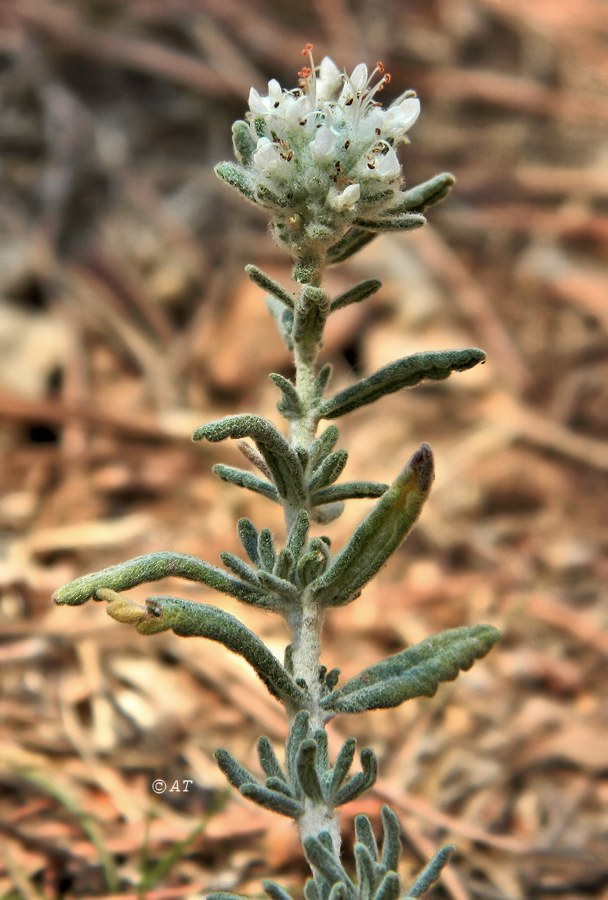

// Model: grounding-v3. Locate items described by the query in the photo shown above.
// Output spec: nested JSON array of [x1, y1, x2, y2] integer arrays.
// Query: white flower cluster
[[219, 46, 423, 258]]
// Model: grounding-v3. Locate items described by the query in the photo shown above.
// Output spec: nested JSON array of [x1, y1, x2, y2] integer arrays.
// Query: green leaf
[[237, 517, 260, 564], [303, 835, 356, 897], [318, 349, 486, 420], [405, 844, 455, 898], [311, 481, 387, 506], [117, 594, 308, 710], [374, 871, 401, 900], [193, 415, 305, 506], [327, 228, 378, 265], [333, 748, 377, 806], [263, 881, 294, 900], [308, 450, 348, 492], [215, 748, 258, 790], [286, 510, 310, 561], [389, 172, 455, 215], [296, 739, 325, 803], [330, 279, 382, 313], [328, 738, 356, 799], [308, 426, 340, 471], [292, 286, 331, 358], [214, 162, 257, 204], [52, 551, 279, 611], [380, 806, 401, 872], [286, 710, 310, 787], [354, 213, 425, 232], [213, 464, 280, 503], [246, 265, 294, 308], [270, 373, 303, 418], [257, 736, 286, 781], [231, 121, 256, 166], [310, 445, 434, 608], [354, 814, 379, 862], [321, 625, 501, 714], [266, 295, 294, 350], [219, 551, 260, 585], [240, 782, 303, 819]]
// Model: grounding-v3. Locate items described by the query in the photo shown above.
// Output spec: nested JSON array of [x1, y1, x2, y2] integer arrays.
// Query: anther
[[301, 42, 314, 56]]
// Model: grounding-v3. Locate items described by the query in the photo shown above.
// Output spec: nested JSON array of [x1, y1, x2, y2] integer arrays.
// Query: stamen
[[301, 42, 314, 56]]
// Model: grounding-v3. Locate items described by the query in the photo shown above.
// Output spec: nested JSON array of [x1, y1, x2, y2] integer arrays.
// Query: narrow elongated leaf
[[270, 373, 303, 418], [380, 806, 401, 872], [193, 415, 305, 505], [215, 748, 258, 790], [354, 213, 425, 232], [213, 464, 280, 503], [240, 782, 303, 819], [327, 227, 378, 265], [321, 625, 501, 714], [52, 551, 278, 611], [307, 450, 348, 492], [231, 120, 255, 166], [303, 836, 356, 897], [286, 710, 310, 786], [354, 843, 376, 898], [262, 881, 294, 900], [327, 738, 356, 800], [330, 279, 382, 313], [308, 426, 340, 471], [405, 844, 455, 898], [333, 748, 377, 806], [374, 872, 401, 900], [237, 517, 259, 564], [296, 739, 325, 803], [104, 593, 307, 710], [246, 265, 294, 308], [387, 172, 455, 215], [310, 445, 434, 608], [318, 349, 486, 420], [354, 814, 379, 862], [287, 510, 310, 561], [219, 551, 260, 585], [311, 481, 387, 506], [257, 736, 286, 781], [214, 162, 257, 204]]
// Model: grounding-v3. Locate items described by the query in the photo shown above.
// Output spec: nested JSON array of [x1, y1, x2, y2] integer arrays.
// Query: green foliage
[[54, 55, 501, 900]]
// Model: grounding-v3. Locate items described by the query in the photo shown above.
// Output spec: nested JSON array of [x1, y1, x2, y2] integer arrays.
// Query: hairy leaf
[[321, 625, 501, 713], [193, 415, 305, 506], [318, 349, 486, 420], [310, 445, 434, 608]]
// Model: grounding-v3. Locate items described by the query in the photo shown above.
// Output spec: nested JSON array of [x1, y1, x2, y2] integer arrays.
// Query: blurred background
[[0, 1, 607, 898]]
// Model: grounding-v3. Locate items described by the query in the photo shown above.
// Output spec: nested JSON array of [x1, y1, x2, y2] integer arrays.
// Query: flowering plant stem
[[54, 46, 501, 900]]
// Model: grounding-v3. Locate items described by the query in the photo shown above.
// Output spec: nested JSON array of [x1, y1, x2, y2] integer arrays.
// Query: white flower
[[310, 125, 338, 162], [383, 96, 421, 140], [316, 57, 343, 101], [329, 183, 361, 211]]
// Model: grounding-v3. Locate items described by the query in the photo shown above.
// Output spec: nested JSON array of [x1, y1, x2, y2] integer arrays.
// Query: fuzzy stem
[[287, 255, 342, 859]]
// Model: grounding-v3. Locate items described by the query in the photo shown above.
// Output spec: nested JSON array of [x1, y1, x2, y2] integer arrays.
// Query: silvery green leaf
[[380, 806, 401, 872], [214, 162, 257, 204], [52, 551, 278, 611], [311, 481, 387, 506], [308, 426, 340, 471], [310, 445, 434, 608], [265, 295, 294, 350], [330, 279, 382, 313], [303, 835, 356, 897], [374, 872, 400, 900], [262, 881, 294, 900], [318, 349, 486, 420], [354, 213, 425, 232], [257, 736, 286, 781], [246, 265, 294, 308], [213, 464, 280, 503], [135, 596, 307, 709], [354, 814, 379, 862], [258, 528, 276, 571], [269, 373, 303, 418], [296, 738, 325, 803], [327, 227, 378, 265], [404, 844, 455, 898], [215, 748, 258, 790], [333, 748, 377, 806], [354, 843, 376, 898], [292, 285, 331, 351], [231, 121, 256, 166], [321, 625, 501, 714], [219, 551, 260, 585], [286, 510, 310, 561], [307, 449, 348, 492], [193, 415, 305, 506], [240, 782, 303, 819], [237, 517, 259, 564], [327, 737, 356, 800], [389, 172, 455, 215]]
